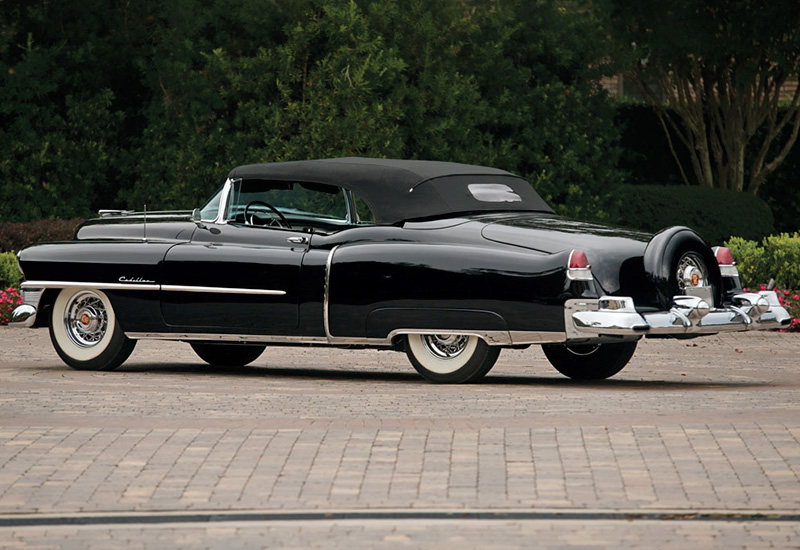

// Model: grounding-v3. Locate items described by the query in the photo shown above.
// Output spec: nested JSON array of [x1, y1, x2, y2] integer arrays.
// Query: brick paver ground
[[1, 327, 799, 548], [4, 518, 800, 550]]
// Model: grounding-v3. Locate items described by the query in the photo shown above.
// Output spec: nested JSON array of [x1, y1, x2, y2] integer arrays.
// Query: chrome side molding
[[161, 285, 285, 296], [19, 281, 285, 296], [125, 329, 569, 347]]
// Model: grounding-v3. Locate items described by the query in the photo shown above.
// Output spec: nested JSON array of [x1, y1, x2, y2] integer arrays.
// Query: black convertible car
[[10, 157, 790, 382]]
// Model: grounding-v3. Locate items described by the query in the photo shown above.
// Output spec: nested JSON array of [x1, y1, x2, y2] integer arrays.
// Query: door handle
[[287, 236, 308, 244]]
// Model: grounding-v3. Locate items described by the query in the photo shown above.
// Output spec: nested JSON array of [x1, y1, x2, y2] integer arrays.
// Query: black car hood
[[76, 212, 197, 242], [479, 213, 653, 297]]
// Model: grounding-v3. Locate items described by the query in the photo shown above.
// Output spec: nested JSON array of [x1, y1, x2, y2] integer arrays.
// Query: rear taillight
[[713, 246, 739, 277], [567, 249, 593, 281]]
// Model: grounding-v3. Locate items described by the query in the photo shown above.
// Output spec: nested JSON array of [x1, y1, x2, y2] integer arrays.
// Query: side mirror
[[191, 208, 209, 230]]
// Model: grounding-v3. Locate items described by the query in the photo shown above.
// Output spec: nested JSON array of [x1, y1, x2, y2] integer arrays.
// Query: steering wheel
[[244, 201, 291, 229]]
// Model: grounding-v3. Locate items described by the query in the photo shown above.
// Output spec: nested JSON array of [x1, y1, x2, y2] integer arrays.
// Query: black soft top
[[228, 157, 553, 224]]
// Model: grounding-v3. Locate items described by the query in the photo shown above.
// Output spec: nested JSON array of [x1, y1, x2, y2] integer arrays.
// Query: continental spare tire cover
[[643, 226, 722, 309]]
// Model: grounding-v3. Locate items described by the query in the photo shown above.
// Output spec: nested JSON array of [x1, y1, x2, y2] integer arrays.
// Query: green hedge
[[617, 104, 800, 235], [725, 233, 800, 290], [0, 219, 84, 253], [609, 184, 774, 245], [0, 252, 23, 289]]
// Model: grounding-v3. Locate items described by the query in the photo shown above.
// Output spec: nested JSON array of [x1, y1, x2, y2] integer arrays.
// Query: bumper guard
[[565, 290, 791, 339], [8, 287, 44, 329]]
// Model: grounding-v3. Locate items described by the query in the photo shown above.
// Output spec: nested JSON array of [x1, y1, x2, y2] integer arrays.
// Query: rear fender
[[327, 242, 569, 338]]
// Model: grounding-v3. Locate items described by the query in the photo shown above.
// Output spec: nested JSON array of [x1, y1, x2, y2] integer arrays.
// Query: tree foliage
[[1, 0, 622, 222], [607, 0, 800, 195]]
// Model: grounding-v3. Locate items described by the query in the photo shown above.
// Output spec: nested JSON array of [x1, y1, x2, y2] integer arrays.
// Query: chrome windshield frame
[[214, 178, 234, 224]]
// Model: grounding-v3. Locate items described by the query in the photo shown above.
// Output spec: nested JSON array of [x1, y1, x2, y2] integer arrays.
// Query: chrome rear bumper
[[565, 290, 791, 339]]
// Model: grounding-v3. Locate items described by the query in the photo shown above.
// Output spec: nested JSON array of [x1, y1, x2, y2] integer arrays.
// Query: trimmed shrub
[[0, 252, 23, 289], [0, 219, 84, 253], [609, 184, 774, 245], [724, 237, 766, 290], [616, 104, 800, 235], [725, 232, 800, 290]]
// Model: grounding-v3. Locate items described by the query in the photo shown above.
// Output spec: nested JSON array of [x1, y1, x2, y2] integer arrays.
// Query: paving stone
[[2, 328, 800, 546]]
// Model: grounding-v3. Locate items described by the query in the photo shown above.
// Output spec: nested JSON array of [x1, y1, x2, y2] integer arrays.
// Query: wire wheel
[[64, 291, 109, 348], [422, 334, 470, 360], [676, 251, 709, 292], [49, 288, 135, 371]]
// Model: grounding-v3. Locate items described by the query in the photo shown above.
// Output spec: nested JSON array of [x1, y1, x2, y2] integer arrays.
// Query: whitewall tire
[[405, 334, 500, 383], [49, 288, 136, 371]]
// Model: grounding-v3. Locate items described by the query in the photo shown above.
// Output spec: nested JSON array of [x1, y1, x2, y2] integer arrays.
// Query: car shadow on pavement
[[113, 362, 775, 391], [483, 374, 774, 390]]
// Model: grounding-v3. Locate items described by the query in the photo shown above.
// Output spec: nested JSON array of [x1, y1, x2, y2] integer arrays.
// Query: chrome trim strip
[[324, 245, 340, 341], [124, 328, 548, 347], [20, 281, 285, 296], [161, 285, 286, 296], [508, 331, 567, 344], [126, 333, 338, 345], [394, 329, 511, 345], [21, 281, 160, 291]]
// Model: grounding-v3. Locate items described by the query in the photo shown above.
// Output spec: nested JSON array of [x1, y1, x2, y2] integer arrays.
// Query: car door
[[160, 223, 309, 332]]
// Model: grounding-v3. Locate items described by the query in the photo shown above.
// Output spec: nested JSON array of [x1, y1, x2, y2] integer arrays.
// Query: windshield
[[198, 185, 224, 221], [226, 179, 349, 223]]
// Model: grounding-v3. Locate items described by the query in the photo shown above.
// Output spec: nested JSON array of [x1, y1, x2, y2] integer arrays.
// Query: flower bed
[[0, 287, 23, 326], [775, 288, 800, 332], [744, 285, 800, 332]]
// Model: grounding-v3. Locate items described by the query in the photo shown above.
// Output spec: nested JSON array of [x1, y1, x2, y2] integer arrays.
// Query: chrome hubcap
[[64, 291, 108, 348], [677, 252, 708, 291], [565, 344, 601, 356], [423, 334, 469, 359]]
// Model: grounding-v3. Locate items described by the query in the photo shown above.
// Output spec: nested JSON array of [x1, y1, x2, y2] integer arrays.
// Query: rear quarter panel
[[327, 241, 570, 338]]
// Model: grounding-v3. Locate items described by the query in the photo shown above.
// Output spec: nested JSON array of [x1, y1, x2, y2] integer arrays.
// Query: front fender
[[16, 241, 176, 332]]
